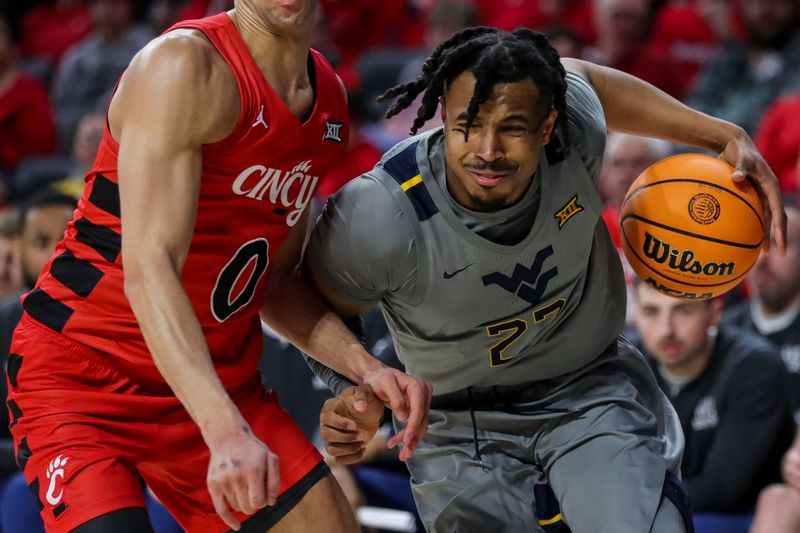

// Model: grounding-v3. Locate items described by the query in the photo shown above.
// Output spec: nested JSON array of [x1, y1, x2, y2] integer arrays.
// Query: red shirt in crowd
[[0, 74, 57, 170], [20, 2, 92, 64], [755, 95, 800, 194], [475, 0, 596, 44]]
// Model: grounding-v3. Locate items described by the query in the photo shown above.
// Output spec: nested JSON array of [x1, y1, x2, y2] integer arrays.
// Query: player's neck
[[229, 8, 313, 96]]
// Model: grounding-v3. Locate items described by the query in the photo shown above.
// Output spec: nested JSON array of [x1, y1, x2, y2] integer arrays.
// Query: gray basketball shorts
[[403, 336, 690, 533]]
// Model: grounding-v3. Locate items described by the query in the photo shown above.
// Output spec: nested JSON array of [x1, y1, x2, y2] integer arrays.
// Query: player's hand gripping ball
[[620, 153, 765, 300]]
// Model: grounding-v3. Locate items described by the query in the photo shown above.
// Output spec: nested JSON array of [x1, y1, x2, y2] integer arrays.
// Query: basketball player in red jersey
[[6, 1, 432, 532]]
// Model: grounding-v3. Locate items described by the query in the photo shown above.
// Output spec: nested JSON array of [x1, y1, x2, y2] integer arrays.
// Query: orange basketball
[[620, 153, 765, 300]]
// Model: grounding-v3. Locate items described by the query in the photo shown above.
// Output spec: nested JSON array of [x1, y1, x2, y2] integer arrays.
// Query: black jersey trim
[[23, 288, 75, 333], [50, 250, 105, 298], [88, 174, 121, 218], [74, 218, 121, 262]]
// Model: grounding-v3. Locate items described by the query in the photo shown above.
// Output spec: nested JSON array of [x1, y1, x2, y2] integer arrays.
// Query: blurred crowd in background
[[0, 1, 800, 532]]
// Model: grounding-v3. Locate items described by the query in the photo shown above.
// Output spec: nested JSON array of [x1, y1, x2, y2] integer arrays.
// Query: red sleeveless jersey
[[21, 13, 349, 391]]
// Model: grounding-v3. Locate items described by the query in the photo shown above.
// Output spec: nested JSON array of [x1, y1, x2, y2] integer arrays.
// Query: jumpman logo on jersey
[[252, 105, 269, 130]]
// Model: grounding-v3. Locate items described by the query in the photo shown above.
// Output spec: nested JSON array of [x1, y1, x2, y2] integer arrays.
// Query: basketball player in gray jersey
[[303, 27, 786, 532]]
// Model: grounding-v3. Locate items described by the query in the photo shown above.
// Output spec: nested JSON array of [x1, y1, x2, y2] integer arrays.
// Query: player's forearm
[[260, 266, 385, 385], [577, 60, 745, 152], [124, 259, 248, 446]]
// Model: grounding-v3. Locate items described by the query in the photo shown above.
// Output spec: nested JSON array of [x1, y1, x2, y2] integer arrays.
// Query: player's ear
[[542, 110, 558, 145]]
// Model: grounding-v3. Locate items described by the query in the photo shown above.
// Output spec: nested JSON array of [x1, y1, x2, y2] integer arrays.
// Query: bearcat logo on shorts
[[232, 160, 319, 227], [45, 454, 69, 506], [642, 232, 735, 277]]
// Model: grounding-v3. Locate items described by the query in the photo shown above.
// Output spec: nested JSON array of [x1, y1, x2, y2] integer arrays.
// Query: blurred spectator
[[543, 25, 585, 59], [177, 0, 234, 20], [0, 190, 75, 533], [754, 94, 800, 194], [360, 0, 479, 150], [20, 0, 91, 67], [475, 0, 596, 45], [321, 0, 425, 89], [599, 133, 668, 326], [0, 10, 57, 176], [0, 209, 21, 304], [51, 0, 153, 149], [584, 0, 683, 97], [634, 280, 794, 532], [53, 110, 105, 197], [147, 0, 187, 35], [751, 427, 800, 533], [724, 205, 800, 423], [687, 0, 800, 134], [649, 0, 743, 95]]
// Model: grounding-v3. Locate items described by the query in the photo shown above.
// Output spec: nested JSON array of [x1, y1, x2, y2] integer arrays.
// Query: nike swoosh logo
[[443, 263, 475, 279]]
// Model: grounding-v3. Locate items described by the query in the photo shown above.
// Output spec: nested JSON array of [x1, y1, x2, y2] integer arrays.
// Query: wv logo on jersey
[[323, 120, 344, 143], [482, 245, 557, 305], [554, 195, 583, 229]]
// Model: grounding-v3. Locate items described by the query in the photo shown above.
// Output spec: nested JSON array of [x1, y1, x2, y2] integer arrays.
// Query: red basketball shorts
[[7, 318, 323, 532]]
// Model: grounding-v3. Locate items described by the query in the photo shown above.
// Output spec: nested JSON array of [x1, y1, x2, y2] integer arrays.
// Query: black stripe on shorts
[[237, 461, 330, 533], [74, 218, 121, 263], [23, 288, 74, 333], [50, 250, 105, 298], [88, 174, 121, 218]]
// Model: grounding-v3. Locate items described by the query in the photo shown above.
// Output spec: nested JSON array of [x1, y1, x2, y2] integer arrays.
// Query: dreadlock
[[378, 26, 570, 155]]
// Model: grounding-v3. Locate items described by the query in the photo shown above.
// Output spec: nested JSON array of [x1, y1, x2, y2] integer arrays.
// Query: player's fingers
[[247, 466, 268, 512], [325, 440, 366, 457], [387, 428, 406, 450], [326, 450, 366, 466], [265, 452, 280, 506], [228, 475, 253, 515], [210, 483, 241, 531], [376, 374, 409, 422], [320, 423, 364, 443], [352, 385, 375, 413], [406, 408, 430, 453], [319, 409, 358, 432], [753, 165, 786, 255], [399, 379, 426, 446]]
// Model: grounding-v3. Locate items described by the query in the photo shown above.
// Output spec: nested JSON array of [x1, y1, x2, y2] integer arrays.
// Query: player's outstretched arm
[[260, 215, 432, 461], [114, 33, 276, 530], [563, 58, 787, 256]]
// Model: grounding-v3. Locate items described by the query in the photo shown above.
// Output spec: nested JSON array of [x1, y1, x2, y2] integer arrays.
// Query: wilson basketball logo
[[642, 232, 735, 277], [688, 193, 721, 225]]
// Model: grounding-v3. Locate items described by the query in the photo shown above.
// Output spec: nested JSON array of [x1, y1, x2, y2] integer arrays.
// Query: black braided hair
[[378, 26, 570, 154]]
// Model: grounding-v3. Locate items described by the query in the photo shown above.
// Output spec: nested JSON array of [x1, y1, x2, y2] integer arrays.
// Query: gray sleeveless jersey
[[307, 73, 627, 394]]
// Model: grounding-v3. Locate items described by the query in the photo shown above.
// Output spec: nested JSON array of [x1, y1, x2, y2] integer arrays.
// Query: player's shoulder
[[130, 29, 227, 87]]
